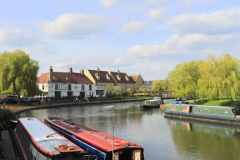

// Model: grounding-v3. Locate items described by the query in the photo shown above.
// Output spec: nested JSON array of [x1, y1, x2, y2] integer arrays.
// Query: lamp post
[[101, 106, 115, 160]]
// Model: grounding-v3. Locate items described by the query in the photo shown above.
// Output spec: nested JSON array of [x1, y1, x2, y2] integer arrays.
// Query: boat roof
[[45, 118, 142, 152], [147, 99, 161, 102], [169, 104, 235, 109], [18, 118, 84, 155]]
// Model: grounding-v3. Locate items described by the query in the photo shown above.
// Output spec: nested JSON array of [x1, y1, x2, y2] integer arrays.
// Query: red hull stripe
[[45, 119, 142, 152], [15, 132, 28, 160], [19, 119, 55, 156]]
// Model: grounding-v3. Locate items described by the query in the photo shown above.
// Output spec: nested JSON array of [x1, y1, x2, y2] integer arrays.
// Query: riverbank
[[1, 98, 149, 114]]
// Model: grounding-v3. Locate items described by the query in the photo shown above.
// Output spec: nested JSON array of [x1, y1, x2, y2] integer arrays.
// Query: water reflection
[[166, 117, 240, 160]]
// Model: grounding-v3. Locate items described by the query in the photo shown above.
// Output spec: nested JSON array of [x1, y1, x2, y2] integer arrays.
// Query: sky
[[0, 0, 240, 80]]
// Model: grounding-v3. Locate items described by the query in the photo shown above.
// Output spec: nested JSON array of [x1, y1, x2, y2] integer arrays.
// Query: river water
[[19, 101, 240, 160]]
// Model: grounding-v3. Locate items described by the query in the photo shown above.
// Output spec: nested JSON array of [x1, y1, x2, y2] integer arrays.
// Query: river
[[18, 101, 240, 160]]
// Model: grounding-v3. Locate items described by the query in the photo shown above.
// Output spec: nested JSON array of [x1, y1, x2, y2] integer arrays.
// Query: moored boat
[[140, 99, 162, 108], [13, 117, 90, 160], [164, 104, 240, 125], [44, 117, 144, 160]]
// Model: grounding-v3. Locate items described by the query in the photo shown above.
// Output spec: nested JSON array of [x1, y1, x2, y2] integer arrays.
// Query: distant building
[[143, 80, 155, 93], [128, 74, 144, 93], [109, 70, 135, 93], [37, 66, 106, 98], [84, 68, 116, 94]]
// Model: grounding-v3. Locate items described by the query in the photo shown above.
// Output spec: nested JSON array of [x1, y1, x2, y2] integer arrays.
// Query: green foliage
[[106, 85, 113, 93], [0, 50, 40, 103], [113, 86, 122, 96], [168, 60, 201, 104], [139, 86, 148, 93], [0, 109, 16, 129], [198, 54, 240, 106], [152, 80, 166, 91], [126, 87, 132, 93]]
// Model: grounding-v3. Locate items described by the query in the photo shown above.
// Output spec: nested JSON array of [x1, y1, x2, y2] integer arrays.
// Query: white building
[[37, 66, 106, 98]]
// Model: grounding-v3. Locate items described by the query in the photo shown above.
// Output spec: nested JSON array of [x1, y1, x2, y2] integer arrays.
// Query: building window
[[119, 84, 120, 86], [96, 90, 104, 95], [89, 85, 92, 91], [42, 84, 44, 90], [81, 85, 85, 91], [55, 84, 58, 90], [112, 84, 113, 87], [68, 84, 71, 91], [127, 84, 128, 87]]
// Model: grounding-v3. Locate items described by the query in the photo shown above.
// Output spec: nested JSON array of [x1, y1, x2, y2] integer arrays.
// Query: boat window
[[211, 110, 214, 113], [225, 111, 228, 115], [198, 109, 201, 112], [135, 152, 141, 160], [114, 152, 119, 160]]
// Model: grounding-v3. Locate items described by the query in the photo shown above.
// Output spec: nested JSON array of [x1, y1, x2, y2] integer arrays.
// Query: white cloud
[[176, 0, 196, 10], [203, 0, 217, 3], [126, 34, 239, 58], [167, 8, 240, 35], [118, 21, 149, 34], [38, 13, 108, 39], [0, 28, 40, 47], [99, 0, 168, 8], [22, 42, 54, 55], [146, 8, 168, 21]]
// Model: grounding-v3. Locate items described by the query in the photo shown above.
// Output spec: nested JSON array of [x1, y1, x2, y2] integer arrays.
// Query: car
[[2, 97, 14, 104], [30, 98, 40, 103], [21, 97, 31, 103]]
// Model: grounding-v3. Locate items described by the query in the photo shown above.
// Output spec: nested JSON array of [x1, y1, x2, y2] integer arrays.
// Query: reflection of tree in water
[[168, 119, 240, 160]]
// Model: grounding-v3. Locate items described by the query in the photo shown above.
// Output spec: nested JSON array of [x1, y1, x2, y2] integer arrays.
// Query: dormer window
[[125, 76, 129, 81], [116, 75, 121, 81], [106, 74, 110, 80], [53, 77, 58, 81], [66, 77, 70, 81], [95, 73, 100, 80]]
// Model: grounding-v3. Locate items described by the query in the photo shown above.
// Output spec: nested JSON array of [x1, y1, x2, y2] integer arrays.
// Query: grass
[[180, 98, 240, 107], [123, 96, 153, 99]]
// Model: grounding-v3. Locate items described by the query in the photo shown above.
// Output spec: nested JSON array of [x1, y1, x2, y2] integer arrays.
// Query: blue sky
[[0, 0, 240, 80]]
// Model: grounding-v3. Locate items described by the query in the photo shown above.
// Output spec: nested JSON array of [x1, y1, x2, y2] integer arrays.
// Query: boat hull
[[140, 105, 160, 108]]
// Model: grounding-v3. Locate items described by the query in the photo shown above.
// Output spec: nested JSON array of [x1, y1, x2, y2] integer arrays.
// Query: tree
[[168, 60, 201, 104], [151, 80, 166, 93], [126, 88, 132, 94], [198, 54, 240, 106], [113, 86, 122, 96], [106, 85, 113, 94], [139, 86, 148, 93], [0, 50, 41, 104]]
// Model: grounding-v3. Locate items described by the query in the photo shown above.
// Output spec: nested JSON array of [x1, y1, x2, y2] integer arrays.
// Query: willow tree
[[151, 80, 166, 93], [198, 54, 240, 106], [168, 60, 201, 104], [139, 86, 148, 93], [0, 50, 41, 104]]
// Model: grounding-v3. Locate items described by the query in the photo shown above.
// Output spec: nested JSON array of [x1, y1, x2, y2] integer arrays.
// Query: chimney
[[96, 67, 100, 72], [80, 68, 84, 75], [49, 66, 53, 82], [69, 66, 73, 74], [117, 69, 120, 73]]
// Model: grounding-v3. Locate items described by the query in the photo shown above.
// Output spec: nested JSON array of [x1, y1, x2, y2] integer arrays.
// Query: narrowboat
[[140, 99, 162, 108], [13, 117, 91, 160], [164, 104, 240, 125], [45, 117, 144, 160]]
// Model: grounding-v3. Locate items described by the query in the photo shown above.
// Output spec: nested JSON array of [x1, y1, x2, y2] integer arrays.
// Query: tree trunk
[[18, 95, 21, 105], [231, 97, 234, 106]]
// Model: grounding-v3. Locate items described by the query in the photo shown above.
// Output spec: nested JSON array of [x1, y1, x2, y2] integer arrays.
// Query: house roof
[[87, 70, 115, 83], [128, 75, 140, 82], [143, 80, 154, 86], [37, 72, 93, 84], [109, 71, 135, 83]]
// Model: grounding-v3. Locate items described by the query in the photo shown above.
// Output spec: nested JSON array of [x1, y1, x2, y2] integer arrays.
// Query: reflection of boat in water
[[140, 96, 163, 109], [45, 117, 144, 160], [164, 104, 240, 125], [13, 117, 89, 160], [166, 117, 240, 137]]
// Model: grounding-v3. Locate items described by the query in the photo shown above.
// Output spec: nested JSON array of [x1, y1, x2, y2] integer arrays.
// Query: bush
[[0, 109, 16, 129]]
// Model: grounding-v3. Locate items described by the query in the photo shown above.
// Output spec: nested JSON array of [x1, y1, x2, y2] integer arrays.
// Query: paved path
[[0, 99, 148, 113], [1, 131, 20, 160]]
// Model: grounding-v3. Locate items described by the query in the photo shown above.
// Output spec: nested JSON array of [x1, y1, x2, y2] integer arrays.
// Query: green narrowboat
[[164, 104, 240, 125], [140, 99, 162, 108]]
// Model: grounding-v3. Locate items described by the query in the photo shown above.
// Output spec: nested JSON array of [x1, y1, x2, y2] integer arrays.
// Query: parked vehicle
[[20, 97, 31, 103], [30, 98, 40, 102], [0, 98, 2, 104], [2, 97, 14, 103]]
